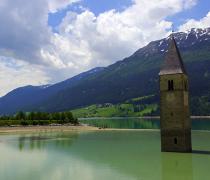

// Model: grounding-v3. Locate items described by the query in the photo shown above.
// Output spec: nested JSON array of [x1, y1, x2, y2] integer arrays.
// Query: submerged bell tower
[[159, 34, 192, 152]]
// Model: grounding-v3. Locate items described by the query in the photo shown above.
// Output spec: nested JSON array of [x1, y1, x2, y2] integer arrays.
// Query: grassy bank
[[0, 119, 78, 126]]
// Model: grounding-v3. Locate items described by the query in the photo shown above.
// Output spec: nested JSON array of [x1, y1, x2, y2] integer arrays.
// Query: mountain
[[0, 67, 104, 114], [0, 28, 210, 115]]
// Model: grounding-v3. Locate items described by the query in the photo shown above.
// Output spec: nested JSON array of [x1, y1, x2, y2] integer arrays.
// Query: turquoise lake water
[[79, 118, 210, 130], [1, 118, 210, 180]]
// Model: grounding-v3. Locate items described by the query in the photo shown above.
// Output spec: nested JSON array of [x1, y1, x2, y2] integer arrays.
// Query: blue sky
[[48, 0, 210, 31], [167, 0, 210, 29], [0, 0, 210, 96], [48, 0, 133, 30]]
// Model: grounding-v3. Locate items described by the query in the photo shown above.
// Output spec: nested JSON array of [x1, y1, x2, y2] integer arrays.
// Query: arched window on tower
[[174, 137, 178, 145], [168, 80, 174, 91], [184, 81, 188, 91]]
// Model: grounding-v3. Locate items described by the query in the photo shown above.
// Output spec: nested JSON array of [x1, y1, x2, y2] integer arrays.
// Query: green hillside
[[72, 95, 158, 118], [72, 92, 210, 118]]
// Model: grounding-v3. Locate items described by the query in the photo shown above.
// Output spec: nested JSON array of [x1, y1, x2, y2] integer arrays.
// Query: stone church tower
[[159, 35, 192, 152]]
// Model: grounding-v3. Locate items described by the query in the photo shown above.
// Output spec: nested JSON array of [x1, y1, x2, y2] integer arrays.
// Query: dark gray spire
[[159, 35, 186, 75]]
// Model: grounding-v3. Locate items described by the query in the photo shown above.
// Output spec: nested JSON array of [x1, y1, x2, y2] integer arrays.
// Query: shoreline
[[79, 116, 210, 120], [0, 125, 160, 134], [0, 125, 98, 133], [0, 125, 210, 134]]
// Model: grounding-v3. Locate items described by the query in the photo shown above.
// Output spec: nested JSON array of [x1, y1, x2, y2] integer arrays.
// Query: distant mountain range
[[0, 27, 210, 115]]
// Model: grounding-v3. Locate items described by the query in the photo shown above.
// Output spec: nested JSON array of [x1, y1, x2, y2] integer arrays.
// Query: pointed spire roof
[[159, 34, 186, 75]]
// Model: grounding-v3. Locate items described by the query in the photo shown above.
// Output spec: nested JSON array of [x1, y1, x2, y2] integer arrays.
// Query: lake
[[1, 118, 210, 180], [79, 117, 210, 130]]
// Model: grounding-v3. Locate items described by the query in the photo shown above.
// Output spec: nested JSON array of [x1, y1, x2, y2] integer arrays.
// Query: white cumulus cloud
[[179, 11, 210, 32], [0, 57, 50, 96], [48, 0, 81, 13], [44, 0, 198, 69]]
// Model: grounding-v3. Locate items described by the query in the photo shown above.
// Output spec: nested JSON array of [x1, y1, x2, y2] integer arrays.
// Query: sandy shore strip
[[0, 126, 208, 134], [0, 125, 99, 133], [0, 126, 161, 134]]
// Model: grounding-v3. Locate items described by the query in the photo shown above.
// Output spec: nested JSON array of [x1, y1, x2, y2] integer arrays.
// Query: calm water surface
[[80, 118, 210, 130], [1, 118, 210, 180]]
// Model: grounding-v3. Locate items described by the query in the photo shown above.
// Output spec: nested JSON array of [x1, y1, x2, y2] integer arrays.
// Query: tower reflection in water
[[161, 152, 193, 180]]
